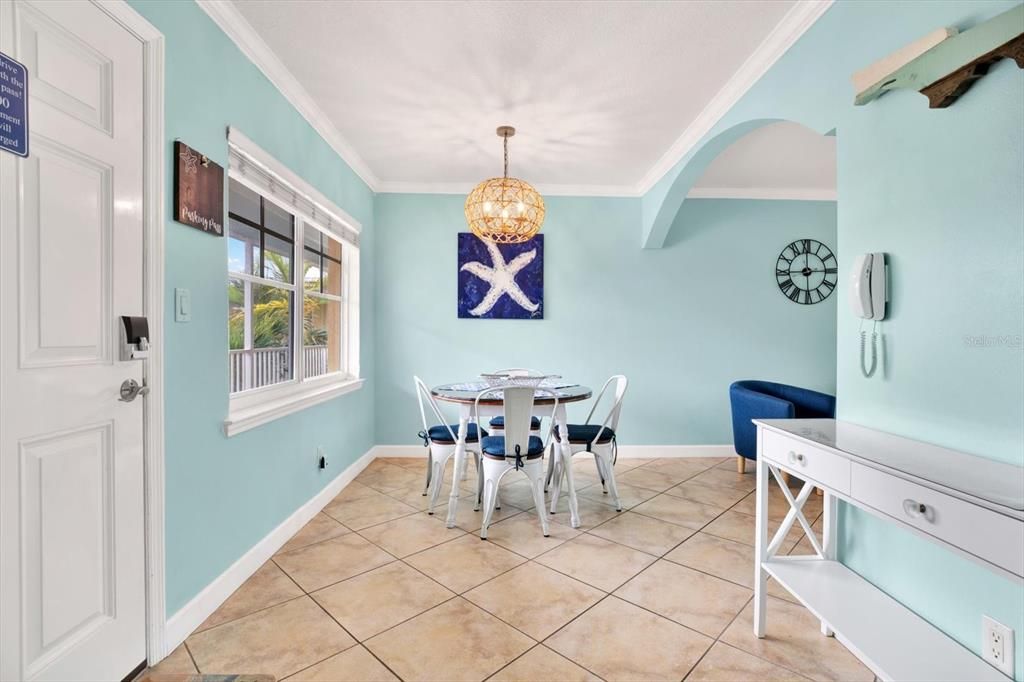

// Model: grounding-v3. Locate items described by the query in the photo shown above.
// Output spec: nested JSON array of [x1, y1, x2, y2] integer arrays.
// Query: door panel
[[1, 1, 147, 680]]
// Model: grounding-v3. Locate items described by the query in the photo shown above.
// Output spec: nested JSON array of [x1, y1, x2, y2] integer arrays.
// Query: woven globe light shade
[[464, 126, 545, 244]]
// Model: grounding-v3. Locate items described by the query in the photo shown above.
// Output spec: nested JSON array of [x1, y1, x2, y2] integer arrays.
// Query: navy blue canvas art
[[458, 233, 543, 319]]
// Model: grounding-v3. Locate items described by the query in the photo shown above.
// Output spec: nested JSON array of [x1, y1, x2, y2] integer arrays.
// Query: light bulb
[[501, 208, 509, 219], [517, 202, 525, 213], [483, 201, 492, 213]]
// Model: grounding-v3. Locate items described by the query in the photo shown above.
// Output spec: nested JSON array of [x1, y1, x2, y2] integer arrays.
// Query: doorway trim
[[94, 0, 167, 665]]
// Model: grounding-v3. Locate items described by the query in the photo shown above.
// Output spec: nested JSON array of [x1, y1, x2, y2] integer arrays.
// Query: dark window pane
[[323, 254, 342, 297], [228, 219, 260, 275], [263, 199, 294, 239], [303, 223, 321, 251], [303, 249, 321, 293], [228, 178, 260, 224], [263, 234, 292, 283]]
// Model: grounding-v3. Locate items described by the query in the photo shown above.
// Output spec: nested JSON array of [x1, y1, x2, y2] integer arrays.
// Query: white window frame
[[224, 128, 362, 436]]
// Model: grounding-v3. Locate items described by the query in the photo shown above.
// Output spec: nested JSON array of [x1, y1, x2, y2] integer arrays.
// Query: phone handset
[[849, 253, 887, 377]]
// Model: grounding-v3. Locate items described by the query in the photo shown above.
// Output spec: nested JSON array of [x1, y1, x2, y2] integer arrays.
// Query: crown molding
[[195, 0, 380, 191], [687, 186, 836, 201], [634, 0, 834, 195], [375, 180, 641, 197]]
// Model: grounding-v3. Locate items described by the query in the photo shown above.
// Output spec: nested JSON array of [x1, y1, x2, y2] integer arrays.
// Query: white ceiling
[[226, 0, 833, 196]]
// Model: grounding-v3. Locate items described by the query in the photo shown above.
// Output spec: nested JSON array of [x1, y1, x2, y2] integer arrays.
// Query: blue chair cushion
[[554, 424, 616, 445], [489, 416, 541, 429], [427, 423, 485, 444], [480, 435, 546, 458]]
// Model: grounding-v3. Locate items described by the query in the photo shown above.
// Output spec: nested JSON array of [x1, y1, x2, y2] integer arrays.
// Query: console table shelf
[[753, 418, 1022, 682], [764, 558, 1007, 681]]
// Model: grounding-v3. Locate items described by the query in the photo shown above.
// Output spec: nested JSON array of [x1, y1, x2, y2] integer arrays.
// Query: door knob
[[119, 378, 150, 402]]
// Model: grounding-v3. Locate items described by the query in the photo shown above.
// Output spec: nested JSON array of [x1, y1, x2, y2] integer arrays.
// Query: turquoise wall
[[646, 0, 1023, 675], [374, 196, 837, 445], [129, 0, 377, 615]]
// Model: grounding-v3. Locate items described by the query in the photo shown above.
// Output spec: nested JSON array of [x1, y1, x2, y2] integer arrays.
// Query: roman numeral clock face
[[776, 239, 837, 305]]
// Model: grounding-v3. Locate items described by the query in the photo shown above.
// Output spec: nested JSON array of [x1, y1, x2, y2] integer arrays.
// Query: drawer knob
[[902, 499, 933, 522], [787, 451, 806, 465]]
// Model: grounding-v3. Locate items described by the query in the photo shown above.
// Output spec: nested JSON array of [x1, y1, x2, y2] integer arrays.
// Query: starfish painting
[[458, 233, 544, 319]]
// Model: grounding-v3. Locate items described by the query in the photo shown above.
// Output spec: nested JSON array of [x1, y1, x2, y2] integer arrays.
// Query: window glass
[[228, 178, 260, 224], [228, 219, 260, 275], [228, 278, 294, 393], [303, 250, 321, 293], [303, 223, 321, 251], [263, 234, 293, 283], [263, 199, 294, 239], [303, 295, 342, 378], [323, 254, 342, 297]]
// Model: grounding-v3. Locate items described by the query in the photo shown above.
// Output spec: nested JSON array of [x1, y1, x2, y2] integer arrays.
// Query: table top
[[432, 381, 592, 405]]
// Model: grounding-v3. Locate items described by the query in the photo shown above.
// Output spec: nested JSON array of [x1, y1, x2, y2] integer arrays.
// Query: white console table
[[753, 418, 1023, 682]]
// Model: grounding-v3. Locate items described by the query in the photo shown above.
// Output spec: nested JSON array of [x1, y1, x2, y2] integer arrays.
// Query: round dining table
[[431, 381, 593, 529]]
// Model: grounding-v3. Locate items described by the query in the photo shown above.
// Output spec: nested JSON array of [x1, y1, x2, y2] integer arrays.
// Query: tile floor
[[144, 455, 875, 682]]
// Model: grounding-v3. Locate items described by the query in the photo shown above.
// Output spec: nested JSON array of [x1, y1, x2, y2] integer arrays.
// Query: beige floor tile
[[665, 481, 750, 508], [488, 645, 600, 682], [286, 645, 399, 681], [365, 598, 533, 682], [484, 512, 581, 558], [443, 499, 525, 533], [632, 494, 725, 530], [547, 596, 712, 682], [613, 458, 660, 471], [275, 533, 395, 592], [534, 533, 657, 592], [588, 511, 695, 556], [578, 481, 659, 509], [405, 533, 527, 593], [277, 513, 351, 555], [702, 510, 812, 553], [684, 641, 810, 681], [721, 597, 874, 681], [357, 512, 466, 557], [141, 644, 196, 677], [357, 462, 425, 493], [614, 560, 752, 637], [688, 467, 757, 492], [187, 596, 355, 679], [642, 458, 716, 479], [493, 479, 540, 511], [312, 562, 454, 640], [323, 490, 419, 530], [615, 466, 692, 491], [330, 481, 382, 505], [383, 484, 453, 512], [731, 487, 824, 522], [197, 561, 304, 632], [465, 562, 603, 640], [378, 457, 427, 470], [548, 494, 624, 530], [664, 532, 755, 588]]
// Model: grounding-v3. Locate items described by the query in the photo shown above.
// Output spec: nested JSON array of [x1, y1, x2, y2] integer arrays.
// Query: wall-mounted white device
[[849, 253, 887, 378], [850, 252, 887, 320]]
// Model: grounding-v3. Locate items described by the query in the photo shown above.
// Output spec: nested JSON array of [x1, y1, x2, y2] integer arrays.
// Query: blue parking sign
[[0, 51, 28, 158]]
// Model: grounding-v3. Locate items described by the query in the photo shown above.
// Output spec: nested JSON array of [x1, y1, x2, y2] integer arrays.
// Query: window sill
[[224, 376, 365, 437]]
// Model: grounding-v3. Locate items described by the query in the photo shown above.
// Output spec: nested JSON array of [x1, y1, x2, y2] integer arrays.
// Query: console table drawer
[[852, 463, 1024, 577], [761, 431, 851, 494]]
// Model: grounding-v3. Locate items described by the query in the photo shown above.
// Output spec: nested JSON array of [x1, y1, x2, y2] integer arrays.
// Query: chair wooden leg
[[736, 456, 746, 474]]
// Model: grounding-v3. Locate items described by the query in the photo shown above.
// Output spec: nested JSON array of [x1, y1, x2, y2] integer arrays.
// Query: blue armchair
[[729, 380, 836, 473]]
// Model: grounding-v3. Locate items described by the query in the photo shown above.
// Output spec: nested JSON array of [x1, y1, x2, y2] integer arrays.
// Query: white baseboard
[[374, 444, 735, 459], [163, 445, 377, 653]]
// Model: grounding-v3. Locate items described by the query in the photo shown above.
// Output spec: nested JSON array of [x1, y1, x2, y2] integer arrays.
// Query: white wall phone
[[850, 253, 887, 377]]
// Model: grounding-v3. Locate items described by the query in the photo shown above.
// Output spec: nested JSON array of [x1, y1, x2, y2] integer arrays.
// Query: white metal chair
[[547, 375, 628, 512], [414, 376, 484, 516], [486, 368, 544, 435], [475, 386, 557, 539]]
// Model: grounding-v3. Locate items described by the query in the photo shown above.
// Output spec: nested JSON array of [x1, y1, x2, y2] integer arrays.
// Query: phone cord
[[860, 329, 878, 378]]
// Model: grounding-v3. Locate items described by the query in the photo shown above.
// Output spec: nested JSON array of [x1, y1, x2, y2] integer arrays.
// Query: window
[[224, 128, 362, 436]]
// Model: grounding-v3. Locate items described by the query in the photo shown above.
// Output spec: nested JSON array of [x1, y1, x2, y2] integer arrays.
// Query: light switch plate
[[175, 288, 191, 322]]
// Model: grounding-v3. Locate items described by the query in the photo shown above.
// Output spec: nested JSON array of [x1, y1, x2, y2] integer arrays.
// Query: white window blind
[[226, 127, 360, 247]]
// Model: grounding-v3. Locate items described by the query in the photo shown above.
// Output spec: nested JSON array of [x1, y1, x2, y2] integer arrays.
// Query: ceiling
[[225, 0, 834, 196]]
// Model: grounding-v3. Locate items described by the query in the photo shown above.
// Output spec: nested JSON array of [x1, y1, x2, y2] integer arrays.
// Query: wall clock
[[776, 239, 837, 305]]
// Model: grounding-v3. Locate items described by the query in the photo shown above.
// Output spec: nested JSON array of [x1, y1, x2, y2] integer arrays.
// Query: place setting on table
[[413, 369, 629, 541]]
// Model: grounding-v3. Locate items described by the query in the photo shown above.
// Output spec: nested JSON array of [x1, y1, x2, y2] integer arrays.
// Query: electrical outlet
[[317, 446, 327, 470], [983, 616, 1014, 677]]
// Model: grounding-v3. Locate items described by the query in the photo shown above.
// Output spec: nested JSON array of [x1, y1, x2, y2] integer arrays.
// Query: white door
[[0, 1, 147, 680]]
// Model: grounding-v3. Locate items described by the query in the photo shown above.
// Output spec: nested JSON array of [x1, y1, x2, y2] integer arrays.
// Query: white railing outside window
[[229, 345, 329, 393]]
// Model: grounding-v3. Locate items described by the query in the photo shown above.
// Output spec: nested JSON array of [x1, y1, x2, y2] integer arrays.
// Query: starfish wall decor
[[457, 233, 544, 319]]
